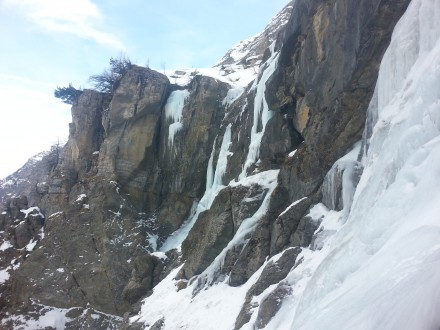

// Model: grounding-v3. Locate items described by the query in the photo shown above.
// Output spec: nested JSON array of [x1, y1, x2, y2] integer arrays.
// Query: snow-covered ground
[[162, 64, 258, 90]]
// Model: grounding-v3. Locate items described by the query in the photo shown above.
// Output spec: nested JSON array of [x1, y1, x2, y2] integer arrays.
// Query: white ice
[[164, 90, 190, 148], [239, 42, 278, 179]]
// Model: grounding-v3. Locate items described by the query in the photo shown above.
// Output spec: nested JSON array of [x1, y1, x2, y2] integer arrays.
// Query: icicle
[[164, 90, 190, 148]]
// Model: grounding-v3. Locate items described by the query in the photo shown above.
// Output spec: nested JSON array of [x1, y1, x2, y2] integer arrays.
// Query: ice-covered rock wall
[[268, 0, 440, 328]]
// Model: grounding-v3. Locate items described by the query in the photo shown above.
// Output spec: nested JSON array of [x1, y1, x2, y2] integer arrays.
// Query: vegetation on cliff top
[[54, 55, 132, 104]]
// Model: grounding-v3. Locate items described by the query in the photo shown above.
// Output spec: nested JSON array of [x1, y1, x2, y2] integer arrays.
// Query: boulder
[[255, 283, 292, 328], [234, 248, 301, 329]]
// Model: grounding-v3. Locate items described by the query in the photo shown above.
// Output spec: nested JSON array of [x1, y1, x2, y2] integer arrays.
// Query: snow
[[49, 211, 63, 218], [223, 87, 244, 107], [0, 306, 122, 330], [0, 268, 10, 284], [20, 206, 44, 219], [163, 65, 257, 90], [164, 90, 190, 148], [0, 240, 12, 251], [1, 307, 69, 329], [25, 239, 37, 251], [136, 247, 286, 330], [278, 197, 307, 218], [151, 252, 167, 260], [7, 1, 434, 329], [75, 193, 87, 202], [223, 34, 260, 63]]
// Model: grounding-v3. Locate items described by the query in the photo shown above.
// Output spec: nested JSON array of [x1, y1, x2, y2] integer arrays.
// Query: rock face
[[64, 89, 108, 178], [267, 0, 412, 203], [0, 0, 412, 329], [98, 66, 170, 204]]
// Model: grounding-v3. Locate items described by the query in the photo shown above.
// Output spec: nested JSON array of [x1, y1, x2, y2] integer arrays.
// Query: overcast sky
[[0, 0, 290, 178]]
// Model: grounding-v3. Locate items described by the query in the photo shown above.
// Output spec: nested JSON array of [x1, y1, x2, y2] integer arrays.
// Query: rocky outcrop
[[63, 89, 108, 178], [234, 247, 301, 329], [98, 65, 170, 205], [0, 148, 60, 207], [5, 180, 151, 316], [0, 59, 234, 325], [121, 254, 163, 304]]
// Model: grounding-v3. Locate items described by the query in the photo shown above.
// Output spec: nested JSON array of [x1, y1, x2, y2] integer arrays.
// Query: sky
[[0, 0, 290, 179]]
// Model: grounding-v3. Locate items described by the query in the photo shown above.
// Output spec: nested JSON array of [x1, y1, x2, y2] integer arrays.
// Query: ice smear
[[198, 169, 279, 286], [239, 43, 279, 179], [160, 124, 233, 252], [164, 90, 190, 148], [263, 0, 440, 328]]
